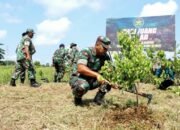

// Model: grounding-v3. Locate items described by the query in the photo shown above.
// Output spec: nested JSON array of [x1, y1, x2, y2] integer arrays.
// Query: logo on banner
[[133, 17, 144, 28]]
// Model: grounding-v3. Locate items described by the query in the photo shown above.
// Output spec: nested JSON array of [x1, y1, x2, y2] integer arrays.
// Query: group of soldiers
[[9, 29, 116, 106], [9, 28, 175, 106], [52, 42, 78, 82], [10, 28, 79, 88]]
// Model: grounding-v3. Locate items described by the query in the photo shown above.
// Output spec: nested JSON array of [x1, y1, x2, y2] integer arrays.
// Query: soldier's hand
[[26, 56, 31, 61], [110, 83, 119, 89], [97, 74, 109, 84]]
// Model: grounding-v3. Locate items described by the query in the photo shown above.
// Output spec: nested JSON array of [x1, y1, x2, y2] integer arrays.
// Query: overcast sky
[[0, 0, 179, 64]]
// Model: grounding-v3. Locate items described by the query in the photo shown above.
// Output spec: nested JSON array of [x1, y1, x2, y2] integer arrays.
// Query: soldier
[[52, 44, 67, 82], [153, 60, 175, 90], [67, 43, 79, 66], [69, 36, 116, 106], [15, 32, 27, 84], [10, 29, 40, 87]]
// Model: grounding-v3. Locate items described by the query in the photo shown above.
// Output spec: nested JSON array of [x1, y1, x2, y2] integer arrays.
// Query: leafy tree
[[101, 31, 153, 88], [46, 63, 50, 67], [0, 60, 16, 65], [101, 31, 155, 105], [34, 61, 41, 66]]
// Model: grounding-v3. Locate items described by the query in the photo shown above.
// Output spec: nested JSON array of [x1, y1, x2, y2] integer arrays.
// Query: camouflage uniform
[[15, 44, 26, 83], [67, 44, 79, 67], [153, 60, 175, 90], [69, 47, 111, 100], [53, 46, 67, 82], [10, 29, 39, 87]]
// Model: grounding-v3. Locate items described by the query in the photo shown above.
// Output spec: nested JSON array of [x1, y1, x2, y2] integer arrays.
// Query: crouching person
[[153, 61, 175, 90], [69, 36, 112, 106]]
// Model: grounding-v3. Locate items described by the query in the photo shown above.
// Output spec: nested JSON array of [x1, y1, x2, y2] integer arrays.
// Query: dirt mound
[[103, 105, 164, 130]]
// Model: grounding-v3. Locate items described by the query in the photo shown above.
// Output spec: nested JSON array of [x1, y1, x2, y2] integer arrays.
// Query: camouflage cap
[[97, 36, 111, 49], [26, 28, 35, 34]]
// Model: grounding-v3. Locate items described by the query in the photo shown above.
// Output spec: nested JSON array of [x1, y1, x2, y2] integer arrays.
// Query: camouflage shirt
[[71, 47, 110, 76], [67, 47, 79, 66], [53, 48, 68, 64], [16, 35, 36, 61]]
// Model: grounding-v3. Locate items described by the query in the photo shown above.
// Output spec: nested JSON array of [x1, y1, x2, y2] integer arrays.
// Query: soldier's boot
[[57, 78, 61, 82], [54, 75, 57, 82], [30, 79, 40, 87], [20, 78, 25, 84], [141, 93, 153, 105], [146, 94, 153, 105], [74, 97, 83, 106], [93, 91, 106, 105], [10, 78, 16, 87]]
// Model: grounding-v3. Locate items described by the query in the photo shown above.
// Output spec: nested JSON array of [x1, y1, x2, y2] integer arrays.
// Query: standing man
[[52, 44, 67, 82], [10, 29, 40, 87], [69, 36, 115, 106], [68, 43, 79, 67], [15, 32, 27, 84]]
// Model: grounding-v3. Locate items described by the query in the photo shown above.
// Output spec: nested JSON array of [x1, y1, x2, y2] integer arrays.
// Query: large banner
[[106, 15, 175, 51]]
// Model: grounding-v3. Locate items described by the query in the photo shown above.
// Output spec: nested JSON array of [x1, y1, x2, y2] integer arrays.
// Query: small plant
[[125, 99, 137, 107], [101, 31, 155, 106], [167, 86, 180, 96]]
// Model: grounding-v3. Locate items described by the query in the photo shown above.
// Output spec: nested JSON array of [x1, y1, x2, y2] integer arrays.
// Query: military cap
[[70, 43, 77, 48], [97, 36, 111, 49], [59, 43, 65, 48], [26, 28, 35, 34]]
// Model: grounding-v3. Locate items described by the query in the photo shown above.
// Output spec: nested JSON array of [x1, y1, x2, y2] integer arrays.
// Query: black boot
[[57, 78, 61, 82], [54, 75, 57, 82], [30, 79, 40, 87], [146, 94, 153, 105], [20, 78, 25, 84], [93, 91, 106, 105], [74, 97, 83, 106], [10, 78, 16, 87]]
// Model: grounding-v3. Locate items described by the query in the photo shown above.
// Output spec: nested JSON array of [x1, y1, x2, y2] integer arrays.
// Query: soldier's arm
[[77, 49, 105, 84], [24, 40, 31, 61], [77, 64, 100, 78]]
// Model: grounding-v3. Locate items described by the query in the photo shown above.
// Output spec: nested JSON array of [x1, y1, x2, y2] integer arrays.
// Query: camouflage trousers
[[69, 75, 111, 98], [54, 61, 65, 82], [12, 60, 36, 80]]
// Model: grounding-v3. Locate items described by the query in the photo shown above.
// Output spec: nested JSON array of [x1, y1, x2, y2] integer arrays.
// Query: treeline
[[0, 60, 51, 67]]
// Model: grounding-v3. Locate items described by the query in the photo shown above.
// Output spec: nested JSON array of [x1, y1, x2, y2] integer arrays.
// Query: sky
[[0, 0, 180, 64]]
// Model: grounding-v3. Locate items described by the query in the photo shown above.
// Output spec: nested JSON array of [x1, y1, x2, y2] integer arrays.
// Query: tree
[[0, 43, 5, 60], [46, 63, 50, 67], [34, 61, 41, 66], [101, 31, 155, 105]]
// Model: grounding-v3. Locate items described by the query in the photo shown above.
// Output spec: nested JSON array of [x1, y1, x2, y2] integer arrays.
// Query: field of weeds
[[0, 66, 70, 85], [0, 83, 180, 130]]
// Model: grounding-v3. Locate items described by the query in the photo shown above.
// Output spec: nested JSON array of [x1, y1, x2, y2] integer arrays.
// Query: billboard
[[106, 15, 175, 51]]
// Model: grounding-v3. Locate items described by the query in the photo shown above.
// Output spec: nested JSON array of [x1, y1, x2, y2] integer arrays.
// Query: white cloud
[[0, 2, 22, 24], [0, 30, 7, 39], [140, 0, 178, 16], [34, 17, 71, 45], [35, 0, 103, 17], [1, 12, 22, 24], [0, 3, 13, 10]]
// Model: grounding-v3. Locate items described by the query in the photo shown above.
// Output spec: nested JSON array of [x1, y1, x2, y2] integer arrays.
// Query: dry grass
[[0, 83, 180, 130]]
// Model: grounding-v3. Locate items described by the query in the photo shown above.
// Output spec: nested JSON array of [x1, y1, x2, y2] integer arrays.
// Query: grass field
[[0, 66, 70, 85], [0, 66, 180, 130], [0, 83, 180, 130]]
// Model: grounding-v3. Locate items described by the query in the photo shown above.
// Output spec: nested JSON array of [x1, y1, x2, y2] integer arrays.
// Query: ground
[[0, 83, 179, 130]]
